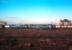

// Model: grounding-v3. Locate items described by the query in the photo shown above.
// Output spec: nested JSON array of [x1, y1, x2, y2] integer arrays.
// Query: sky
[[0, 0, 72, 24]]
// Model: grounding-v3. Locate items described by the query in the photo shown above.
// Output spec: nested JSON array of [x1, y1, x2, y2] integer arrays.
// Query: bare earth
[[0, 28, 72, 50]]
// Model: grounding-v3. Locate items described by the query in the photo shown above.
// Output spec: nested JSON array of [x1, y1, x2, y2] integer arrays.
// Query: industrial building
[[0, 21, 7, 28]]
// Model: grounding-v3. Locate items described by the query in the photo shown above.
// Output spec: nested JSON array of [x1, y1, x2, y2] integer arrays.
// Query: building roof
[[0, 21, 7, 25]]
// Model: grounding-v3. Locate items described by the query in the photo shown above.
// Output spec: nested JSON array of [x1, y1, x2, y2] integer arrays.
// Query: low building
[[29, 24, 56, 29], [0, 21, 7, 28]]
